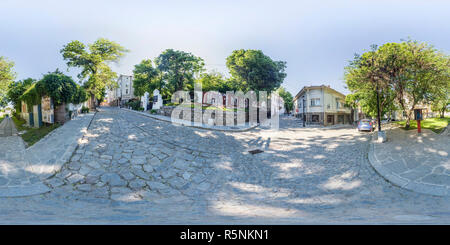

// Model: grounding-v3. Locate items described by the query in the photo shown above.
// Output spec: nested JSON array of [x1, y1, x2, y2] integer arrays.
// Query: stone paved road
[[0, 113, 94, 197], [0, 108, 449, 224], [370, 127, 450, 196]]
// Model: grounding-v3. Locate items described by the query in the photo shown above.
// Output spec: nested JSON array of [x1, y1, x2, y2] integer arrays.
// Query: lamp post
[[376, 82, 381, 132]]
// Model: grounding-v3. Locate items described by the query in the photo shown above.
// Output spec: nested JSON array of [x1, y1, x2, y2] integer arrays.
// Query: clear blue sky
[[1, 0, 449, 95]]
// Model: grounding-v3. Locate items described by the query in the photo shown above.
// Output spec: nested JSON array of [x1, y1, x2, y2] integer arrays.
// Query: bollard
[[417, 120, 421, 133]]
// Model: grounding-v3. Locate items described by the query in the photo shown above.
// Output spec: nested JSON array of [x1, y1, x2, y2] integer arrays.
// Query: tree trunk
[[405, 110, 413, 129], [89, 94, 96, 111]]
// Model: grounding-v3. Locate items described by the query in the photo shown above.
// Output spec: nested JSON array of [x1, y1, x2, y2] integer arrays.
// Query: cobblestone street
[[0, 107, 449, 224]]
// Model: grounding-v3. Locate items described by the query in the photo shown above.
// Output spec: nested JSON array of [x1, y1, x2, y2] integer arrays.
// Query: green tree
[[132, 59, 159, 98], [276, 87, 293, 114], [71, 85, 88, 105], [6, 78, 35, 112], [60, 38, 128, 109], [155, 49, 204, 96], [35, 70, 78, 106], [391, 40, 449, 127], [196, 71, 239, 93], [431, 94, 449, 118], [345, 41, 449, 129], [226, 49, 286, 93], [345, 45, 394, 128], [0, 56, 16, 106]]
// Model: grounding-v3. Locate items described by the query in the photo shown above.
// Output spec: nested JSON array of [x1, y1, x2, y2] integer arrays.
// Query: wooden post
[[417, 119, 421, 133]]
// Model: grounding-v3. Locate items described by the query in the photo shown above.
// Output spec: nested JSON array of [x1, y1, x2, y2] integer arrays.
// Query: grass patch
[[12, 116, 61, 147], [12, 116, 28, 131], [394, 117, 450, 133]]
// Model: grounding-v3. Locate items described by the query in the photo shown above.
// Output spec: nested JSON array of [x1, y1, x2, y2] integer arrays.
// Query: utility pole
[[302, 98, 306, 127], [376, 82, 381, 132]]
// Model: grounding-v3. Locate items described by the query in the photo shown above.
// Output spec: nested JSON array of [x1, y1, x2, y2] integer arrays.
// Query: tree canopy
[[7, 78, 35, 112], [132, 59, 159, 97], [196, 71, 240, 93], [0, 56, 16, 107], [19, 71, 86, 110], [155, 49, 204, 96], [226, 49, 286, 93], [60, 38, 128, 108], [345, 40, 449, 127], [276, 87, 293, 113], [35, 71, 78, 106]]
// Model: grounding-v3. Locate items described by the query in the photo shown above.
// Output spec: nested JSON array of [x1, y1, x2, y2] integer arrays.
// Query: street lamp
[[376, 82, 381, 132]]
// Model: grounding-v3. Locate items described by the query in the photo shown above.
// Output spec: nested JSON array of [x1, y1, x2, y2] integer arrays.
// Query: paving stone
[[129, 179, 147, 190], [0, 177, 9, 186], [100, 173, 127, 187], [421, 174, 450, 186], [85, 175, 99, 185], [67, 174, 84, 184], [119, 170, 135, 181], [86, 161, 101, 169], [77, 184, 92, 192], [46, 178, 65, 188], [146, 181, 169, 191], [132, 168, 151, 180], [143, 165, 154, 173]]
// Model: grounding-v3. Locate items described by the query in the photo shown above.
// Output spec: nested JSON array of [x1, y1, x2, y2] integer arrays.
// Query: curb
[[367, 134, 449, 197], [121, 108, 259, 132]]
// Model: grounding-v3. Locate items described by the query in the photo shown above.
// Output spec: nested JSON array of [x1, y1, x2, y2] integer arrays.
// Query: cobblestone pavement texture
[[0, 113, 94, 197], [0, 108, 449, 224], [370, 126, 450, 196]]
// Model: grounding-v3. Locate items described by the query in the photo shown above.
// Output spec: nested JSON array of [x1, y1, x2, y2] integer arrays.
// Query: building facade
[[106, 75, 137, 106], [293, 85, 352, 126]]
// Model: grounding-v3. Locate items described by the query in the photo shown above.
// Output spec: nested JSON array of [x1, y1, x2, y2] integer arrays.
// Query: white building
[[293, 85, 352, 126], [106, 75, 136, 106]]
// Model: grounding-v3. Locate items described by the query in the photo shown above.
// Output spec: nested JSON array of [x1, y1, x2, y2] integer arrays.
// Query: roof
[[292, 85, 346, 102]]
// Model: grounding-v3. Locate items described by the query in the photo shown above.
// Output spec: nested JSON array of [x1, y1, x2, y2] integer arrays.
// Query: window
[[327, 115, 334, 124], [126, 89, 128, 94], [312, 115, 320, 122], [311, 98, 320, 106], [336, 99, 341, 109]]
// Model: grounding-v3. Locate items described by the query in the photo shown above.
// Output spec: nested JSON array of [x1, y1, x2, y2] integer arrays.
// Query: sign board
[[41, 96, 54, 123], [153, 89, 163, 110], [414, 109, 423, 120], [141, 92, 149, 111]]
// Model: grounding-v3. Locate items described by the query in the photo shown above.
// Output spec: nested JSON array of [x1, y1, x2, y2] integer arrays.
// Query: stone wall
[[55, 103, 69, 124]]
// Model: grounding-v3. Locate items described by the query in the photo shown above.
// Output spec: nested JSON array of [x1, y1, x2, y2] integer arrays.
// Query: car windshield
[[360, 120, 371, 124]]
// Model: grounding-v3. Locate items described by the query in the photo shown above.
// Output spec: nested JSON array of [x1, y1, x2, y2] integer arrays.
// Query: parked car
[[357, 119, 375, 132]]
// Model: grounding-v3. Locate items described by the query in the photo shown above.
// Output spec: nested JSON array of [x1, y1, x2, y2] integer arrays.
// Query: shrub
[[150, 109, 157, 114], [81, 106, 89, 113], [126, 100, 141, 110], [164, 102, 179, 106]]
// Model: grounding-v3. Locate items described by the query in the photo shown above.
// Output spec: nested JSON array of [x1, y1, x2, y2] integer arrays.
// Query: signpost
[[414, 109, 423, 133]]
